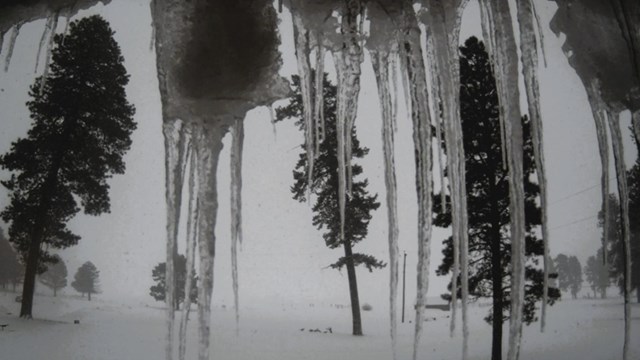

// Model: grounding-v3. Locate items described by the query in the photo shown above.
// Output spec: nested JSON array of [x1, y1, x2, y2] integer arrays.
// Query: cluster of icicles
[[0, 1, 635, 360]]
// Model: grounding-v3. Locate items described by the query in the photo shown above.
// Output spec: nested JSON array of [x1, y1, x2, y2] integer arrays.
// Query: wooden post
[[402, 251, 407, 323]]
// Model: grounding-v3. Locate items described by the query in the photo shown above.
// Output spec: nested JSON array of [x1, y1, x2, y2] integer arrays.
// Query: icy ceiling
[[0, 1, 638, 360]]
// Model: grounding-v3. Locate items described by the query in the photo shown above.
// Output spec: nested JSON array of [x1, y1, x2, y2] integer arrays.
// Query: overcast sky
[[0, 0, 637, 310]]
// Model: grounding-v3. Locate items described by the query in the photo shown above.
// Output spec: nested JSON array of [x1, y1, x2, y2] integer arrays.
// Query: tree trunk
[[636, 288, 639, 303], [54, 287, 57, 297], [19, 163, 60, 318], [343, 239, 363, 336], [88, 291, 92, 301]]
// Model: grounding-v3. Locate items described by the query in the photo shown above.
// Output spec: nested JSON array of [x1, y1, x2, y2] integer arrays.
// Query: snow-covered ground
[[0, 291, 637, 360]]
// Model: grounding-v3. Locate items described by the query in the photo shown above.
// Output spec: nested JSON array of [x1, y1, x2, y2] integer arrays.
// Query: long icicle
[[479, 1, 527, 359], [584, 80, 610, 266], [230, 116, 245, 336], [4, 22, 23, 72], [179, 145, 198, 360], [39, 12, 60, 95], [424, 4, 470, 358], [515, 0, 550, 332], [390, 53, 399, 132], [35, 15, 54, 73], [163, 119, 190, 360], [314, 36, 326, 154], [479, 5, 508, 170], [193, 122, 224, 360], [291, 11, 316, 193], [606, 110, 632, 360], [333, 1, 363, 195], [371, 49, 400, 360], [395, 3, 434, 359]]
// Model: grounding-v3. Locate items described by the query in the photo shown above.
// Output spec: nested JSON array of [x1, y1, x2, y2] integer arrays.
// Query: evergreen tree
[[39, 254, 68, 297], [0, 15, 136, 317], [275, 73, 384, 336], [434, 37, 559, 360], [149, 254, 198, 310], [585, 248, 610, 298], [71, 261, 100, 300], [0, 227, 23, 291], [555, 254, 583, 299]]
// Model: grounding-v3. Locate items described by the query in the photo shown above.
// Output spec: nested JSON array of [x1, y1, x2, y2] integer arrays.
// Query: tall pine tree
[[275, 74, 384, 336], [434, 37, 559, 360], [0, 15, 136, 318]]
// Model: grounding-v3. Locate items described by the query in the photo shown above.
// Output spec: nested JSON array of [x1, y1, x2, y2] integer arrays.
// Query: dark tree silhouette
[[434, 37, 559, 360], [71, 261, 100, 300], [585, 248, 610, 299], [0, 15, 136, 318], [0, 227, 23, 291], [275, 74, 384, 336], [39, 254, 68, 297], [555, 254, 582, 299], [150, 254, 198, 310]]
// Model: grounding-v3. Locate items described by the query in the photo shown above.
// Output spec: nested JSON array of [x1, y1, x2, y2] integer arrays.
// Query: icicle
[[370, 49, 400, 360], [479, 5, 508, 170], [314, 37, 326, 155], [423, 3, 470, 358], [193, 122, 225, 360], [291, 12, 316, 194], [4, 22, 23, 72], [332, 1, 363, 195], [39, 12, 60, 95], [606, 110, 632, 360], [392, 4, 434, 360], [479, 2, 526, 360], [162, 119, 190, 360], [389, 53, 399, 132], [230, 117, 245, 335], [529, 0, 547, 67], [632, 110, 640, 157], [398, 53, 413, 124], [149, 0, 157, 51], [269, 105, 278, 139], [35, 15, 54, 74], [179, 145, 198, 360], [515, 0, 550, 332], [430, 73, 448, 214], [584, 80, 610, 266]]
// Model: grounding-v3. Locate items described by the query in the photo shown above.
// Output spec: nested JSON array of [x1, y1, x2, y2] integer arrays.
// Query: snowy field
[[0, 291, 637, 360]]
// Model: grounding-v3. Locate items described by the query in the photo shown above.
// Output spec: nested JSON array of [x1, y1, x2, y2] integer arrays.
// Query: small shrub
[[362, 303, 372, 311]]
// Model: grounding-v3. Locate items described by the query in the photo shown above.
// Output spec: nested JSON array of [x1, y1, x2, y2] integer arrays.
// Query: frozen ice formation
[[1, 0, 639, 359]]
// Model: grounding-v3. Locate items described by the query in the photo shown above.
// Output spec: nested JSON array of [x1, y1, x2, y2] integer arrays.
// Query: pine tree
[[149, 254, 198, 310], [555, 254, 582, 299], [0, 227, 23, 291], [434, 37, 560, 360], [71, 261, 100, 301], [0, 15, 136, 318], [275, 73, 384, 336], [39, 254, 68, 297], [585, 248, 610, 298]]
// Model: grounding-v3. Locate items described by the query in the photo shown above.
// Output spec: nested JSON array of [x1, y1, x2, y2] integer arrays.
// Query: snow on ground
[[0, 291, 637, 360]]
